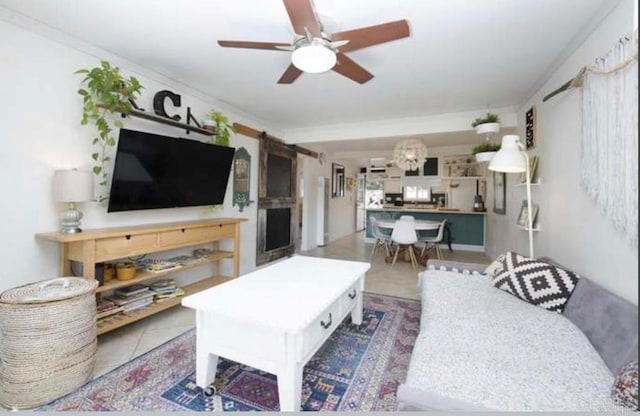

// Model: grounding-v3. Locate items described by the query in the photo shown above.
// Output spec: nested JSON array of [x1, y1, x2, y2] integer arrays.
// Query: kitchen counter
[[370, 207, 487, 215], [366, 208, 485, 250]]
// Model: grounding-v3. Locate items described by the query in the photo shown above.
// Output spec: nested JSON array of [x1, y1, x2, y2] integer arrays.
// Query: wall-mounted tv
[[107, 129, 235, 212]]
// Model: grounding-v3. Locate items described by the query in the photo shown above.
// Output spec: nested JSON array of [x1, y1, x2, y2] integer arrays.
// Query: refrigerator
[[355, 174, 366, 231], [317, 176, 330, 246]]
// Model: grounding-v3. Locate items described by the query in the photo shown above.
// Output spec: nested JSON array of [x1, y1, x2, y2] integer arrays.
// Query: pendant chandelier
[[393, 138, 428, 171]]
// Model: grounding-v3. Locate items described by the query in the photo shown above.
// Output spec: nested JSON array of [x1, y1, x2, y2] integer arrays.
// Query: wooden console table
[[36, 218, 247, 335]]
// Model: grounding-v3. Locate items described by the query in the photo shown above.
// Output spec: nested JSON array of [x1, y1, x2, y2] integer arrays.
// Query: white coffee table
[[181, 255, 371, 411]]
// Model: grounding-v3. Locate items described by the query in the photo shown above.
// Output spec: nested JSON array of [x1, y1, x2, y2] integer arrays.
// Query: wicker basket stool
[[0, 277, 98, 409]]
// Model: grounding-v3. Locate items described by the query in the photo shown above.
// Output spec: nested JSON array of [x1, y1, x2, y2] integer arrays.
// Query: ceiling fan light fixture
[[291, 39, 336, 73]]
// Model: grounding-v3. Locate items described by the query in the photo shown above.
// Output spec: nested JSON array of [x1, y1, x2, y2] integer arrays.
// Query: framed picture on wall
[[519, 155, 539, 183], [493, 171, 506, 214], [516, 200, 539, 229], [525, 106, 536, 149]]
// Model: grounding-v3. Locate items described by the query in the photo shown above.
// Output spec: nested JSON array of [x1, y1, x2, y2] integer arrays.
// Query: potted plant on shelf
[[205, 110, 233, 147], [472, 141, 501, 162], [76, 61, 143, 204], [471, 112, 501, 135]]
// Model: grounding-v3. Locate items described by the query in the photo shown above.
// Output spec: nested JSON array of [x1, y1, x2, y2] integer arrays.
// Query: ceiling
[[1, 0, 616, 154]]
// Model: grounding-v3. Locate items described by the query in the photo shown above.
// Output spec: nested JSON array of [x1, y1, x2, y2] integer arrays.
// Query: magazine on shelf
[[155, 288, 185, 301], [149, 279, 175, 289], [114, 284, 149, 297], [122, 297, 153, 312], [151, 286, 177, 295], [97, 299, 116, 312], [166, 255, 199, 265], [97, 305, 124, 320], [105, 291, 154, 306], [134, 258, 182, 272]]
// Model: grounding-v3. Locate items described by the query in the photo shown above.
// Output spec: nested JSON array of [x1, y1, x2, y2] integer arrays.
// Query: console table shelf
[[94, 250, 234, 294], [96, 275, 232, 335], [36, 218, 246, 335]]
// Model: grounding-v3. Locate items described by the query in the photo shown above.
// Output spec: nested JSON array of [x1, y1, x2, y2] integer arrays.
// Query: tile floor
[[92, 232, 488, 378]]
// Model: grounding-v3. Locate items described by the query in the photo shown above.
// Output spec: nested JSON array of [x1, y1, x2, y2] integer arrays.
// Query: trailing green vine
[[201, 110, 235, 216], [206, 110, 233, 147], [76, 61, 143, 203]]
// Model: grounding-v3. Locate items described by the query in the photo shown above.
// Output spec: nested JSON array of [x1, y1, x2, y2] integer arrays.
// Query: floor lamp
[[488, 135, 534, 258]]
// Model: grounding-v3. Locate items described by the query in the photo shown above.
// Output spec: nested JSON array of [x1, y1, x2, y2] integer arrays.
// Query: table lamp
[[53, 169, 94, 234], [488, 135, 535, 258]]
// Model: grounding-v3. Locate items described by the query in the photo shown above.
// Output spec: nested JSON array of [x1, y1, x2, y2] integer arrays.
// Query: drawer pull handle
[[320, 313, 332, 329], [348, 289, 357, 300], [125, 235, 131, 240]]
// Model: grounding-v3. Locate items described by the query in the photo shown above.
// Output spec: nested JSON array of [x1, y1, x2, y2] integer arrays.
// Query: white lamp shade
[[53, 170, 94, 202], [291, 41, 336, 73], [488, 135, 526, 173]]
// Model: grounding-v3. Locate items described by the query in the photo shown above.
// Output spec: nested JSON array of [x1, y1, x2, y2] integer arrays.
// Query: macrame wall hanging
[[581, 32, 638, 246], [544, 31, 638, 246]]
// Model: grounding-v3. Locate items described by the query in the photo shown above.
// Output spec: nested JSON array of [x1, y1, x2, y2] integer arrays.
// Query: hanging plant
[[205, 110, 234, 147], [471, 112, 501, 128], [76, 61, 143, 203], [471, 142, 501, 155], [201, 109, 235, 216]]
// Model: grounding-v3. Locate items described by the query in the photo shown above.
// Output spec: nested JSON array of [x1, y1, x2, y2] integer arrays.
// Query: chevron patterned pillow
[[492, 252, 580, 313]]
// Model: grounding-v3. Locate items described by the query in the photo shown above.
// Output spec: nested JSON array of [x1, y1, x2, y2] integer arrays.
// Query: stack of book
[[149, 279, 185, 302], [105, 284, 154, 313], [96, 299, 124, 320]]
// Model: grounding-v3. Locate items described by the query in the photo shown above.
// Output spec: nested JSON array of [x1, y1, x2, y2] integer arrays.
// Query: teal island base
[[365, 209, 485, 252]]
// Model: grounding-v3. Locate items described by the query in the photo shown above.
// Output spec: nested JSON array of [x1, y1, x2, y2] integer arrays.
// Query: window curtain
[[581, 32, 638, 246]]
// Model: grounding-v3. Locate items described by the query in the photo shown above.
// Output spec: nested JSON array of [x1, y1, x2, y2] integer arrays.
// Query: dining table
[[376, 219, 441, 231], [376, 219, 442, 265]]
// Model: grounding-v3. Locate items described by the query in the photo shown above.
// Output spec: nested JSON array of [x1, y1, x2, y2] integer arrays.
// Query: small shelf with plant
[[472, 141, 501, 162], [472, 112, 501, 136]]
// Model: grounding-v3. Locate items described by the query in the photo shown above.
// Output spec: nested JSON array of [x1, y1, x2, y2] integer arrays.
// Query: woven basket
[[0, 277, 98, 409]]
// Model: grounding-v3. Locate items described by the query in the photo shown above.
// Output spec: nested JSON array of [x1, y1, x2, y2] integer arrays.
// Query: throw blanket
[[405, 270, 629, 411]]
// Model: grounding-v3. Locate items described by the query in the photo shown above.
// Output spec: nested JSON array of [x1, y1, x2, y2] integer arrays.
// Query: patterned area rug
[[40, 293, 420, 411]]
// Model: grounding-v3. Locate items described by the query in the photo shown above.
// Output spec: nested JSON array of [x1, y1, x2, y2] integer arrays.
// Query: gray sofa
[[397, 259, 638, 411]]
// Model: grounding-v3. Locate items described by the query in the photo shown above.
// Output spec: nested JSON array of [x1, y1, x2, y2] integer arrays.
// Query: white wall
[[486, 0, 638, 304], [0, 19, 274, 292]]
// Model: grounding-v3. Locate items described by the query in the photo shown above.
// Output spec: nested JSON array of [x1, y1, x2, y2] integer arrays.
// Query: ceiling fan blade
[[282, 0, 322, 37], [278, 64, 303, 84], [331, 20, 410, 53], [332, 53, 373, 84], [218, 40, 291, 51]]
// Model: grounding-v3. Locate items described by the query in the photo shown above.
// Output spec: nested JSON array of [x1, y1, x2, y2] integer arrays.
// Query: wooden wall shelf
[[127, 108, 215, 136]]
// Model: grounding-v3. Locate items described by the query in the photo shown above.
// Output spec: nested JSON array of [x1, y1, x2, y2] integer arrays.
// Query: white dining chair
[[419, 219, 447, 260], [369, 217, 392, 261], [390, 220, 419, 268]]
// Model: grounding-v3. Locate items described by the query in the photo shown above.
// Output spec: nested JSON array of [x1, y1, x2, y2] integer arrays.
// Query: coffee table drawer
[[341, 281, 361, 313], [300, 298, 341, 360]]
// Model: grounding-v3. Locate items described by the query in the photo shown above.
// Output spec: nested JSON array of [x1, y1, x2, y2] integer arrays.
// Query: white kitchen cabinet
[[384, 179, 403, 193]]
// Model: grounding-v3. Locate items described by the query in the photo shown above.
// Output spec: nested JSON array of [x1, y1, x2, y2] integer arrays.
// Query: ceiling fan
[[217, 0, 410, 84]]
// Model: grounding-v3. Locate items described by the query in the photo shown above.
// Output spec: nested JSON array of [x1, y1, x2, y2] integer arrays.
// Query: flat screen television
[[107, 129, 235, 212]]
